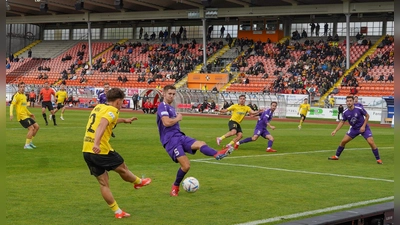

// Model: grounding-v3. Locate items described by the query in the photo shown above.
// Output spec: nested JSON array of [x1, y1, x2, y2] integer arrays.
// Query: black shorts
[[57, 103, 64, 110], [83, 151, 124, 177], [300, 114, 307, 121], [19, 118, 36, 128], [42, 101, 54, 111], [228, 120, 242, 133], [29, 98, 35, 103]]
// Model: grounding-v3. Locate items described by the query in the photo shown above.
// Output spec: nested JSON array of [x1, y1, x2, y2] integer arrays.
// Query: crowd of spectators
[[341, 34, 394, 88]]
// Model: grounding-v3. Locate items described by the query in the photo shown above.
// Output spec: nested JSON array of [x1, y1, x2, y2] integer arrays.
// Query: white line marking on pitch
[[234, 196, 394, 225], [192, 147, 394, 162], [195, 160, 394, 182]]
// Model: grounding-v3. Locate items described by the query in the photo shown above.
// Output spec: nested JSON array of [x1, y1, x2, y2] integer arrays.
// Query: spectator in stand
[[315, 23, 320, 36], [150, 32, 156, 41], [387, 73, 393, 82], [144, 32, 149, 41], [117, 75, 123, 82], [6, 61, 10, 69], [28, 49, 32, 58], [122, 75, 128, 83], [139, 27, 143, 39], [309, 22, 316, 36], [356, 32, 363, 40], [324, 23, 329, 36], [220, 25, 225, 38]]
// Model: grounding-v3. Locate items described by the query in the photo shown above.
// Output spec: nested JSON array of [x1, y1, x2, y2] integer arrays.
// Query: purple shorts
[[253, 128, 270, 138], [165, 135, 197, 163], [346, 126, 373, 139]]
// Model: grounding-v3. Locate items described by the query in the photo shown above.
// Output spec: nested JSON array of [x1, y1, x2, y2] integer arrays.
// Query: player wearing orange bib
[[39, 81, 56, 126]]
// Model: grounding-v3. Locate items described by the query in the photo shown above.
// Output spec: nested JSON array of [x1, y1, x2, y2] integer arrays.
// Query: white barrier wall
[[285, 106, 382, 121]]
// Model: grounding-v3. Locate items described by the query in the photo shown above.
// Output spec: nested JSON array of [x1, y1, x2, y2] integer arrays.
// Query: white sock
[[115, 209, 122, 214]]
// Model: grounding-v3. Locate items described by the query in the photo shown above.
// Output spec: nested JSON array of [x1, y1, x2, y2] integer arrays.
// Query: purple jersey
[[255, 108, 274, 129], [157, 102, 182, 146], [354, 102, 364, 108], [97, 92, 107, 104], [342, 106, 368, 130]]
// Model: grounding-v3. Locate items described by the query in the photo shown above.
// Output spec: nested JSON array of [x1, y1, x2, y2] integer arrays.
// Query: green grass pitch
[[6, 107, 394, 225]]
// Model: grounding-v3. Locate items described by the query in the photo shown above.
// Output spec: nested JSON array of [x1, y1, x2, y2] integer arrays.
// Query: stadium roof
[[6, 0, 394, 24]]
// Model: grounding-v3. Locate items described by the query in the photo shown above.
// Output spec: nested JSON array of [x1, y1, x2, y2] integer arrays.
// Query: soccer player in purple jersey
[[97, 82, 110, 104], [235, 102, 278, 152], [353, 95, 364, 108], [157, 85, 234, 197], [329, 95, 382, 164]]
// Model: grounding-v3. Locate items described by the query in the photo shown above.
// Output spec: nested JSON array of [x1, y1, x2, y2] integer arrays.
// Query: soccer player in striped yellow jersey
[[54, 85, 68, 120], [217, 94, 261, 149], [9, 82, 40, 149], [297, 98, 311, 129], [82, 87, 151, 219]]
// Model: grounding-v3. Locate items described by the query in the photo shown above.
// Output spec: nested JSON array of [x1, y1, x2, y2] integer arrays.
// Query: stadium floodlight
[[40, 2, 48, 12], [188, 10, 200, 19], [6, 0, 10, 11], [204, 8, 218, 18], [75, 0, 84, 10], [114, 0, 123, 10]]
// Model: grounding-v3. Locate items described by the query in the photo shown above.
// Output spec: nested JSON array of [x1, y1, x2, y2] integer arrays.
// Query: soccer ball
[[182, 177, 199, 193]]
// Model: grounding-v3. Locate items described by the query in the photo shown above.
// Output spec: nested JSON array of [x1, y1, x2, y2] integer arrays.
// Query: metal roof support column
[[345, 13, 350, 70], [87, 21, 92, 68], [202, 18, 207, 69]]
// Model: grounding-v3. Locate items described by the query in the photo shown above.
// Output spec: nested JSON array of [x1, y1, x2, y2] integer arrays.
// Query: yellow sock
[[228, 141, 234, 146], [299, 120, 303, 126], [220, 135, 226, 140], [31, 136, 34, 143], [25, 139, 32, 145], [108, 201, 121, 212], [132, 176, 141, 185], [61, 113, 64, 117]]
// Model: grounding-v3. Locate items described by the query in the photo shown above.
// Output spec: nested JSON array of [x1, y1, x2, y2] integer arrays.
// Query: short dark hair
[[346, 95, 355, 100], [163, 84, 176, 93], [104, 82, 110, 86], [271, 101, 278, 105], [239, 94, 246, 98], [18, 82, 25, 87], [106, 88, 125, 102]]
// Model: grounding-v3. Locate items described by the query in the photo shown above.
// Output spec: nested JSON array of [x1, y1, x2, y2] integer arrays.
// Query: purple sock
[[173, 168, 187, 186], [267, 140, 273, 148], [239, 137, 253, 144], [336, 146, 344, 157], [372, 148, 380, 160], [200, 145, 217, 156]]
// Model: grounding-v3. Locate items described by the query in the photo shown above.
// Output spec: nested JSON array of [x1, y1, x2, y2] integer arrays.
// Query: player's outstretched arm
[[331, 120, 345, 136], [249, 109, 261, 116], [117, 117, 137, 124], [219, 108, 228, 114]]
